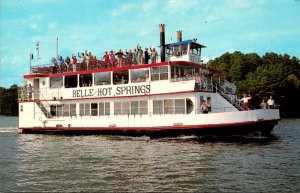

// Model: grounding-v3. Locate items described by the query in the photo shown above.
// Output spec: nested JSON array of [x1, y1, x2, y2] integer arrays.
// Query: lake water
[[0, 116, 299, 192]]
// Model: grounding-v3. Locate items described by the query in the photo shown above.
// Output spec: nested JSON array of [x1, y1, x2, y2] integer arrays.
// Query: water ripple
[[0, 118, 299, 192]]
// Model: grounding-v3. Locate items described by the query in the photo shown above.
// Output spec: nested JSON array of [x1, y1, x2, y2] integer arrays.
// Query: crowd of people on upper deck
[[49, 44, 158, 74]]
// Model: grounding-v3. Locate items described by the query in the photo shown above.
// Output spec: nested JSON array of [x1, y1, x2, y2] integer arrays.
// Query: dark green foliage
[[209, 52, 300, 117], [0, 84, 18, 116]]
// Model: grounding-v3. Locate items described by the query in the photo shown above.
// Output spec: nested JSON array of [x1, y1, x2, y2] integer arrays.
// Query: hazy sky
[[1, 0, 299, 88]]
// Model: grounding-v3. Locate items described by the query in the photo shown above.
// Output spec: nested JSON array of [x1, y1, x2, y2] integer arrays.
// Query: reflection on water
[[0, 117, 299, 192]]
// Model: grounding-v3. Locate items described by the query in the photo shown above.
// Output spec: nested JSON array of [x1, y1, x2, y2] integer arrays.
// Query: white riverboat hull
[[19, 108, 279, 138]]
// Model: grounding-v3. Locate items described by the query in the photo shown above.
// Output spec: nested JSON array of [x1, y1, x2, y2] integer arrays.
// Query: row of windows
[[48, 98, 194, 117], [50, 66, 168, 89]]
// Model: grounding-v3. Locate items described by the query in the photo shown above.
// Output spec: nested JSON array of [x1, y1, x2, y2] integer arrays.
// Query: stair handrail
[[214, 83, 245, 111]]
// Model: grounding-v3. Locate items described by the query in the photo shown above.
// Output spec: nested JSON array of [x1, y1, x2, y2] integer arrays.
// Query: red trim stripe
[[24, 61, 221, 79], [19, 119, 279, 131]]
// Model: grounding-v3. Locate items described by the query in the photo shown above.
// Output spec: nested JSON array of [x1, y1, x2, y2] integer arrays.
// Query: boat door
[[33, 79, 40, 100]]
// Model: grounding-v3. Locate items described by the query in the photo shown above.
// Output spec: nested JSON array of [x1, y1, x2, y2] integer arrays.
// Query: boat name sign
[[72, 84, 151, 98]]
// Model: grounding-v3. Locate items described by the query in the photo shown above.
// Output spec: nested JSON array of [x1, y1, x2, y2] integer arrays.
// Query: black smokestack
[[159, 24, 165, 62], [177, 30, 182, 41]]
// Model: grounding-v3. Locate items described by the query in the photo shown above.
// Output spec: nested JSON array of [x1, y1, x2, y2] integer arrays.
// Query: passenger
[[144, 48, 150, 64], [125, 49, 133, 65], [145, 74, 150, 82], [114, 75, 119, 84], [137, 44, 143, 64], [51, 57, 58, 74], [133, 48, 138, 64], [78, 52, 86, 70], [65, 56, 71, 72], [72, 55, 77, 72], [207, 99, 211, 112], [267, 96, 275, 109], [260, 99, 267, 109], [85, 50, 93, 70], [88, 81, 92, 86], [120, 76, 126, 84], [201, 100, 208, 114], [27, 83, 33, 100], [103, 51, 110, 67], [109, 50, 115, 67], [115, 49, 124, 68], [194, 73, 201, 90], [239, 94, 251, 111], [92, 56, 98, 69], [150, 47, 157, 64], [58, 56, 64, 72]]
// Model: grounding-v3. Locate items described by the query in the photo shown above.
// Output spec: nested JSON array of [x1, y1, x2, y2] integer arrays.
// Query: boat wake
[[0, 127, 20, 133]]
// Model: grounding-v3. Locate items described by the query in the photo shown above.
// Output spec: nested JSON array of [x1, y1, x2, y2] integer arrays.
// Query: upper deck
[[19, 61, 222, 101]]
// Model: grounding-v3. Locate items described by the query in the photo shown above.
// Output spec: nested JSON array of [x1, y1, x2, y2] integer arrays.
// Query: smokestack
[[159, 24, 166, 62], [177, 30, 182, 41]]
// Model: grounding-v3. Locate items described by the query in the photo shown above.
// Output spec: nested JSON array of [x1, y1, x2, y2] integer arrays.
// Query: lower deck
[[20, 119, 279, 138]]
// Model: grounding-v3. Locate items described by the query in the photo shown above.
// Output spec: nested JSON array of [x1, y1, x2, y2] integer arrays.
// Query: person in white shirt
[[260, 99, 267, 109], [267, 96, 275, 109], [239, 94, 251, 111]]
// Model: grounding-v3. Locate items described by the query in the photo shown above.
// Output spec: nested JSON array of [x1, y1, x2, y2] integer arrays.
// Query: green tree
[[208, 52, 300, 117], [0, 84, 18, 116]]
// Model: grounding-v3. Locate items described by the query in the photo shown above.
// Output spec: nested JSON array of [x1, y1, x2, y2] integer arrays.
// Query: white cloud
[[142, 0, 157, 11], [166, 0, 198, 12], [110, 3, 134, 17]]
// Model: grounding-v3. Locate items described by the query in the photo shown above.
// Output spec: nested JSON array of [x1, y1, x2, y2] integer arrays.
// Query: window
[[79, 103, 84, 116], [164, 99, 173, 114], [99, 102, 110, 116], [114, 100, 148, 115], [174, 45, 180, 56], [153, 98, 192, 115], [150, 66, 168, 81], [171, 66, 196, 81], [153, 100, 163, 114], [131, 101, 139, 114], [95, 72, 111, 85], [130, 68, 149, 83], [63, 104, 70, 117], [113, 70, 129, 85], [70, 104, 76, 116], [85, 103, 90, 116], [130, 100, 148, 115], [79, 74, 92, 87], [57, 105, 63, 116], [50, 77, 63, 88], [79, 103, 90, 116], [139, 100, 148, 115], [207, 97, 211, 112], [91, 103, 98, 116], [114, 102, 121, 115], [181, 45, 188, 55], [65, 75, 77, 88], [186, 98, 193, 114], [175, 99, 185, 114], [122, 101, 130, 115]]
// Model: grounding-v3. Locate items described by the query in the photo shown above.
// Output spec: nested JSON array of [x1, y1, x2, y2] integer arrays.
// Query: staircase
[[214, 81, 244, 111], [36, 102, 52, 118]]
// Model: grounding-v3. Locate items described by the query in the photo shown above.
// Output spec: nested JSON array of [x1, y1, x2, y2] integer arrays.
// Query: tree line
[[0, 84, 18, 116], [208, 52, 300, 117], [0, 52, 299, 117]]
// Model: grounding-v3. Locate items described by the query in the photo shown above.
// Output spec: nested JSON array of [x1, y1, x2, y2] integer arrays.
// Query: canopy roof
[[165, 39, 206, 49]]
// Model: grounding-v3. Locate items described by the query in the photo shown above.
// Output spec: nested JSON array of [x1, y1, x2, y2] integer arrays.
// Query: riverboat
[[17, 24, 280, 137]]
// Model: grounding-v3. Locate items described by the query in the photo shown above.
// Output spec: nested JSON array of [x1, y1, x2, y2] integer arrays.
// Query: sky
[[0, 0, 300, 88]]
